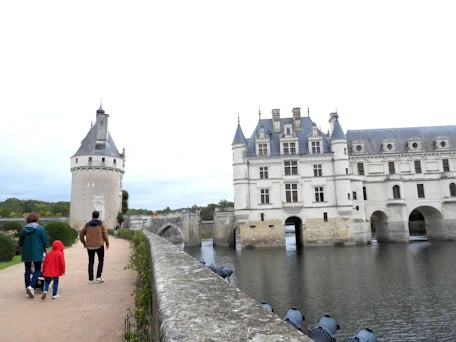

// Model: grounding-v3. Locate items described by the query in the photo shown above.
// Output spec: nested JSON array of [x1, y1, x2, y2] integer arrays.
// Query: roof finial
[[100, 97, 102, 107], [307, 105, 310, 117], [258, 106, 261, 121], [238, 112, 240, 125]]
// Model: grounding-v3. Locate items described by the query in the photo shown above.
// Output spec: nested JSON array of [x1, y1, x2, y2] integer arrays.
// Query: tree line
[[0, 196, 234, 221]]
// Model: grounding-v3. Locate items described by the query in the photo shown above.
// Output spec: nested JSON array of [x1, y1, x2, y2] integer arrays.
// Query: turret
[[329, 112, 351, 210], [232, 117, 249, 210], [95, 105, 109, 149]]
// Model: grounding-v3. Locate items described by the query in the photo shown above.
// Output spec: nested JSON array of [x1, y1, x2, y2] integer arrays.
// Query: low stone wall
[[144, 230, 311, 341], [0, 216, 69, 229]]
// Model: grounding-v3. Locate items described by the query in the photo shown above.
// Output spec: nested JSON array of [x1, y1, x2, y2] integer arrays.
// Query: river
[[184, 235, 456, 341]]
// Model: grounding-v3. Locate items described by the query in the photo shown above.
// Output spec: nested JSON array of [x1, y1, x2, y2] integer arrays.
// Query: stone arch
[[233, 226, 240, 247], [285, 216, 303, 246], [156, 223, 185, 244], [408, 206, 444, 240], [370, 211, 388, 242]]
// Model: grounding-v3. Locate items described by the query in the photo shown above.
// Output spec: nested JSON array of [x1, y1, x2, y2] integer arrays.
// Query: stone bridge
[[124, 210, 202, 246]]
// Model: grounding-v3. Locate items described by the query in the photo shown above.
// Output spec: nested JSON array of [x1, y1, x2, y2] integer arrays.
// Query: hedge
[[108, 228, 135, 241], [0, 233, 16, 262], [1, 221, 23, 236], [45, 222, 74, 247]]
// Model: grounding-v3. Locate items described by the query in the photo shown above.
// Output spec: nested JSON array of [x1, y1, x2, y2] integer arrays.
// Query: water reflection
[[185, 236, 456, 341]]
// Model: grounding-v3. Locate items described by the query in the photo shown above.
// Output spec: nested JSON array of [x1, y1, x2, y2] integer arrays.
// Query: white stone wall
[[69, 154, 125, 230]]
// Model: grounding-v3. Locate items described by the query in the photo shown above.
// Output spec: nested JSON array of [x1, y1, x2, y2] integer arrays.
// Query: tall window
[[260, 189, 270, 204], [352, 191, 357, 200], [313, 164, 323, 177], [443, 159, 450, 172], [290, 142, 296, 154], [388, 161, 395, 174], [344, 148, 347, 155], [284, 161, 298, 175], [414, 160, 422, 174], [450, 183, 456, 197], [259, 144, 268, 156], [311, 141, 321, 154], [345, 168, 349, 175], [88, 157, 92, 162], [113, 159, 116, 165], [259, 167, 269, 179], [283, 143, 290, 155], [315, 187, 324, 202], [285, 183, 298, 202], [363, 186, 367, 200], [357, 163, 364, 176], [286, 127, 291, 135], [102, 157, 105, 163], [417, 184, 425, 198], [393, 185, 401, 199]]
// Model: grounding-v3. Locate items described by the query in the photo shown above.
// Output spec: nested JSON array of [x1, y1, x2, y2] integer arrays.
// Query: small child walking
[[41, 240, 65, 300]]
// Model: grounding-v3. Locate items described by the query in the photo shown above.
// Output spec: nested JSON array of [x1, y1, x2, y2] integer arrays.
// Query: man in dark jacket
[[19, 212, 48, 298], [79, 211, 110, 284]]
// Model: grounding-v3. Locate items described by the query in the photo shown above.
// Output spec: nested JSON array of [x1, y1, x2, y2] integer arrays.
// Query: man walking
[[79, 211, 110, 284]]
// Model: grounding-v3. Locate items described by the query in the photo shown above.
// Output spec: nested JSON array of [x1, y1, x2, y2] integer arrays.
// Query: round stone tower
[[69, 105, 126, 230]]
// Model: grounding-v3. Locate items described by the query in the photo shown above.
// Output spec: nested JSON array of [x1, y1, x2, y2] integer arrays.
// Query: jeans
[[44, 277, 59, 296], [87, 246, 105, 281], [24, 261, 42, 289]]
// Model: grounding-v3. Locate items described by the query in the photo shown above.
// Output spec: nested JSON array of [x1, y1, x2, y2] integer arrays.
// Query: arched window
[[450, 183, 456, 197], [393, 185, 401, 199]]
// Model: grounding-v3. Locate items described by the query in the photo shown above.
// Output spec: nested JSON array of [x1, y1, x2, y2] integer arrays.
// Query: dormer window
[[351, 140, 366, 154], [311, 141, 321, 154], [407, 138, 424, 152], [381, 139, 397, 153], [284, 124, 292, 136], [435, 136, 451, 151], [258, 143, 268, 156], [282, 142, 296, 155]]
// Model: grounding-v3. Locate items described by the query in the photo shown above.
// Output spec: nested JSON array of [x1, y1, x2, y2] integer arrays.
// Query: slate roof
[[232, 124, 247, 145], [346, 125, 456, 155], [331, 119, 346, 139], [245, 117, 332, 157], [72, 123, 122, 157]]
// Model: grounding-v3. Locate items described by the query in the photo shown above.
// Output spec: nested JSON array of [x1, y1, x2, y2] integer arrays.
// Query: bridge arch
[[370, 210, 388, 242], [156, 223, 185, 244], [408, 206, 444, 240], [285, 216, 303, 246]]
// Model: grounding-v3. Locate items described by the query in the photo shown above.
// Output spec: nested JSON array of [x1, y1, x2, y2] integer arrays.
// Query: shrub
[[0, 233, 16, 262], [71, 228, 78, 239], [119, 229, 135, 241], [107, 229, 114, 236], [1, 221, 23, 236], [45, 222, 74, 247]]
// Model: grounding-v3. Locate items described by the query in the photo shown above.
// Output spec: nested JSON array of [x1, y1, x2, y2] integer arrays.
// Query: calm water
[[184, 235, 456, 341]]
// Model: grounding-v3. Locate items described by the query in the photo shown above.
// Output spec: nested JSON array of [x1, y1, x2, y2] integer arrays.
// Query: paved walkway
[[0, 238, 136, 341]]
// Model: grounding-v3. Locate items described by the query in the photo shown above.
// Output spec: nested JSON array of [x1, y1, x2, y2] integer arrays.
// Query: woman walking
[[19, 212, 48, 298]]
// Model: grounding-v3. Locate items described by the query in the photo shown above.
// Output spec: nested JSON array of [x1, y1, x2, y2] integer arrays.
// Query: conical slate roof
[[72, 123, 122, 157], [232, 124, 247, 145], [331, 119, 346, 139]]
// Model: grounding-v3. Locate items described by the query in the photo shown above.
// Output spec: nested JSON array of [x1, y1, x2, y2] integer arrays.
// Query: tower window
[[88, 157, 92, 162], [102, 158, 105, 163], [363, 187, 367, 200], [357, 163, 364, 175], [443, 159, 450, 172], [75, 158, 78, 163], [113, 159, 117, 165], [323, 212, 328, 222], [388, 161, 395, 174], [344, 148, 347, 155], [345, 168, 348, 175]]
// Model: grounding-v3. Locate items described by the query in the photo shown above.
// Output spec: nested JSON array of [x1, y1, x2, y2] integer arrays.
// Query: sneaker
[[52, 295, 59, 299], [26, 286, 34, 299], [88, 280, 94, 284], [41, 291, 47, 300], [95, 277, 104, 283]]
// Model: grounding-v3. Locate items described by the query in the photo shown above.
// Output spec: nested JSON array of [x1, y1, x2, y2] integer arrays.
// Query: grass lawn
[[0, 239, 78, 270]]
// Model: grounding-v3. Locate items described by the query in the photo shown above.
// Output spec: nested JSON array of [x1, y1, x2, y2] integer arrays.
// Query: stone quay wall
[[144, 230, 311, 341]]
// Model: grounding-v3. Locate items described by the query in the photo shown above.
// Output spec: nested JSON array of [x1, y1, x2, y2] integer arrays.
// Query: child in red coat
[[41, 240, 65, 300]]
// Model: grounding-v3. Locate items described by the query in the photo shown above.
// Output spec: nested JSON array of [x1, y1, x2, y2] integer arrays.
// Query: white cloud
[[1, 1, 455, 209]]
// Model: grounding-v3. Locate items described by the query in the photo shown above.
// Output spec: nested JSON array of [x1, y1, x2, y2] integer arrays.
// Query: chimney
[[328, 112, 339, 137], [272, 108, 281, 133], [292, 107, 301, 131], [95, 106, 109, 149]]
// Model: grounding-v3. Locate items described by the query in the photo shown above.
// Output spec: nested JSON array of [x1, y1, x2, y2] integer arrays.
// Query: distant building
[[232, 108, 456, 247], [69, 105, 126, 229]]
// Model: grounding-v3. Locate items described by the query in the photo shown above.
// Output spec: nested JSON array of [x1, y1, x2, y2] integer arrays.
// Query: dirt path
[[0, 238, 136, 342]]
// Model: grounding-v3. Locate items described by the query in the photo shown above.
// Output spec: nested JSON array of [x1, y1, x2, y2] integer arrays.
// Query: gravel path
[[0, 238, 136, 341]]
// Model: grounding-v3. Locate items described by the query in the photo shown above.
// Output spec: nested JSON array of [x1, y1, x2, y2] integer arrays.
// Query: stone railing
[[144, 230, 311, 341]]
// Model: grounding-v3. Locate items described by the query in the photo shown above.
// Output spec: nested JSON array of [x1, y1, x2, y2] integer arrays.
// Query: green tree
[[122, 190, 129, 213]]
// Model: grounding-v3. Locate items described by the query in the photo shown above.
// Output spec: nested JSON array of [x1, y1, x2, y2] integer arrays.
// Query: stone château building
[[69, 105, 126, 230], [232, 107, 456, 247]]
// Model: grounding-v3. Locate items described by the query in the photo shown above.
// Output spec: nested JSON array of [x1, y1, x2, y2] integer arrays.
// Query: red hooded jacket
[[42, 240, 66, 277]]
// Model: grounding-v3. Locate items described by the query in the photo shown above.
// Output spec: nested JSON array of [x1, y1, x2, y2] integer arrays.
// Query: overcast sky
[[1, 1, 455, 210]]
